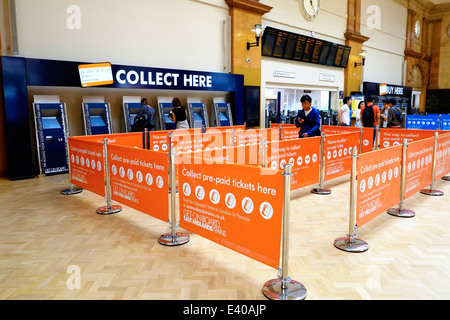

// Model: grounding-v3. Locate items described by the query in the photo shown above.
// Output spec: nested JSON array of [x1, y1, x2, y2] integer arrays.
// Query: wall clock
[[301, 0, 320, 20]]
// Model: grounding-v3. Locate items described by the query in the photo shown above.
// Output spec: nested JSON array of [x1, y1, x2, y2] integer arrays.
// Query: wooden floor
[[1, 173, 450, 300]]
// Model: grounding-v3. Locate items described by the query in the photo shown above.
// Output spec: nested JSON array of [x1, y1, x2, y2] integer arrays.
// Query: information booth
[[82, 98, 113, 135], [363, 82, 412, 115], [122, 97, 143, 132], [187, 98, 208, 129], [32, 96, 69, 175], [211, 98, 233, 127]]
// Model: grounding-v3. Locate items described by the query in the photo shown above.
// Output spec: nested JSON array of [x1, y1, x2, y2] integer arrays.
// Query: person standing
[[380, 99, 389, 128], [133, 98, 155, 131], [338, 96, 351, 126], [295, 95, 321, 138], [168, 97, 189, 129], [354, 101, 364, 128], [387, 98, 402, 128], [361, 97, 380, 144]]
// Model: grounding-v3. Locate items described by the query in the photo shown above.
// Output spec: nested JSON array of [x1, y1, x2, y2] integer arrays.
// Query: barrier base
[[387, 207, 415, 218], [262, 278, 307, 300], [158, 232, 190, 246], [310, 187, 331, 195], [96, 205, 122, 215], [420, 188, 444, 196], [61, 187, 82, 195], [334, 237, 368, 253], [441, 176, 450, 181]]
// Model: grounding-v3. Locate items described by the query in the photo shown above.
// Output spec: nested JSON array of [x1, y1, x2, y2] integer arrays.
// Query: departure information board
[[78, 62, 114, 87], [261, 26, 351, 68]]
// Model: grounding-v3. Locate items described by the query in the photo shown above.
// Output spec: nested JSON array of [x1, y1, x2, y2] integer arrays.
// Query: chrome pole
[[96, 138, 122, 215], [158, 146, 190, 246], [388, 139, 415, 217], [262, 164, 307, 300], [311, 134, 331, 195], [334, 148, 368, 252], [421, 132, 444, 196]]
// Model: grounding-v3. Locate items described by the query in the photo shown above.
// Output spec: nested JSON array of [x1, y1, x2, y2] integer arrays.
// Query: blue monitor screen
[[90, 115, 107, 127], [164, 114, 175, 123], [193, 113, 204, 122], [42, 117, 62, 129], [219, 112, 229, 121]]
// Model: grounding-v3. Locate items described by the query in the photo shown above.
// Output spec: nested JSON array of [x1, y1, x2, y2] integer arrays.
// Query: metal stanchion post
[[311, 134, 331, 195], [333, 148, 368, 252], [442, 176, 450, 181], [261, 138, 267, 168], [262, 164, 307, 300], [158, 146, 190, 246], [61, 142, 82, 195], [421, 132, 444, 196], [387, 139, 415, 217], [96, 138, 122, 215]]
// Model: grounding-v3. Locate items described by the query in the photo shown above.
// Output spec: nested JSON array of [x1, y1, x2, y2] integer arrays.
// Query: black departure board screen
[[311, 39, 323, 64], [293, 35, 307, 61], [318, 41, 330, 65], [325, 44, 337, 66], [334, 44, 345, 67], [261, 26, 351, 69], [283, 33, 298, 59], [302, 38, 315, 62], [273, 30, 288, 57], [262, 27, 277, 56], [340, 46, 351, 68]]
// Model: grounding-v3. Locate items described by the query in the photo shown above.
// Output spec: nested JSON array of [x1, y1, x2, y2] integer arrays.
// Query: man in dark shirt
[[295, 95, 321, 138]]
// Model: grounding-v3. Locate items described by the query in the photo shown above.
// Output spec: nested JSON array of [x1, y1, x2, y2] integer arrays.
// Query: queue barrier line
[[334, 130, 450, 252]]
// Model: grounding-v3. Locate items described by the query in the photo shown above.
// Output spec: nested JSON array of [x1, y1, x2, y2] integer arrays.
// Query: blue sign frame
[[1, 56, 244, 180]]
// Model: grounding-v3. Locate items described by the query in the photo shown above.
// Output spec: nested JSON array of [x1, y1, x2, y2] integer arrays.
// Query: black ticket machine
[[212, 102, 233, 127], [82, 102, 113, 135], [123, 102, 142, 132], [158, 100, 177, 130], [188, 102, 208, 129], [33, 102, 69, 175]]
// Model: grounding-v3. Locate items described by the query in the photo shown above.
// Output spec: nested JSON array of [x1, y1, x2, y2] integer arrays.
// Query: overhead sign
[[78, 63, 114, 87]]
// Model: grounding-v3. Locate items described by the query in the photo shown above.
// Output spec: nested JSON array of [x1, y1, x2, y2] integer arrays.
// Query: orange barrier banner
[[74, 132, 143, 148], [235, 128, 279, 146], [404, 137, 434, 199], [356, 145, 402, 227], [324, 132, 360, 180], [107, 144, 169, 222], [149, 129, 201, 152], [281, 126, 300, 140], [322, 125, 374, 153], [267, 137, 320, 189], [207, 125, 246, 133], [321, 125, 360, 135], [178, 160, 284, 269], [379, 128, 436, 149], [361, 127, 374, 153], [179, 143, 262, 167], [435, 132, 450, 180], [68, 137, 105, 197]]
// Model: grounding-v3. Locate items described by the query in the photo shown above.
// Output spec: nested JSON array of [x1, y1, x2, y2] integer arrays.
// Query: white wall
[[360, 0, 407, 85], [3, 0, 229, 72]]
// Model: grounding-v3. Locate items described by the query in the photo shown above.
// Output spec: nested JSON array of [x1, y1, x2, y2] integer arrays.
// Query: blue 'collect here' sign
[[405, 115, 440, 130]]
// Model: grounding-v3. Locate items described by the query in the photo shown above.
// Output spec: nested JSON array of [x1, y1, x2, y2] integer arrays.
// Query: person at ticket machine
[[295, 95, 321, 138], [132, 98, 155, 132]]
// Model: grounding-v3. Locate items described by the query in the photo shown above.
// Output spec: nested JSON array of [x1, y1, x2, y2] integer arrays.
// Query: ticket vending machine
[[123, 102, 142, 132], [82, 102, 113, 135], [188, 102, 208, 129], [32, 102, 69, 175], [212, 101, 233, 127], [158, 97, 176, 130]]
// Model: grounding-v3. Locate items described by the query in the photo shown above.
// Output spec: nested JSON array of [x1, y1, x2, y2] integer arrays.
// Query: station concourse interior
[[1, 0, 450, 300]]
